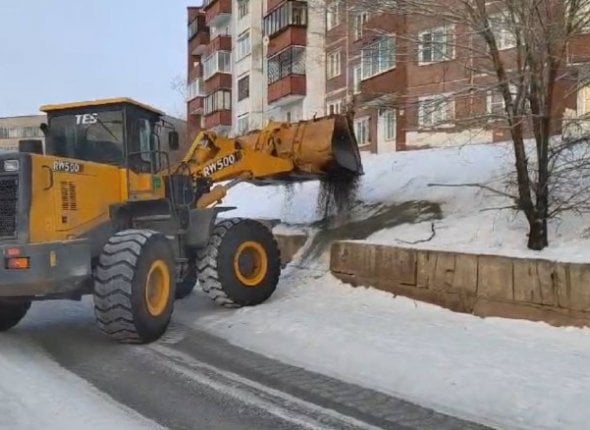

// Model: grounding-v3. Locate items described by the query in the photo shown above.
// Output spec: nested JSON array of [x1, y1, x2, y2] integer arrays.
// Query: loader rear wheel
[[197, 218, 281, 308], [0, 300, 31, 331], [93, 229, 176, 344]]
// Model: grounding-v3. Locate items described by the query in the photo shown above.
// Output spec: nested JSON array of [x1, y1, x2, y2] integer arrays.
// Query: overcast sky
[[0, 0, 198, 118]]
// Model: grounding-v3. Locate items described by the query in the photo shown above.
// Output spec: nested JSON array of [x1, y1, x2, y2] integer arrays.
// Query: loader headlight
[[3, 160, 19, 172]]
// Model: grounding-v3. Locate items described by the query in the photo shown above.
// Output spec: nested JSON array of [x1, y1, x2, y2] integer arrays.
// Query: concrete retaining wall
[[330, 241, 590, 327], [274, 234, 308, 267]]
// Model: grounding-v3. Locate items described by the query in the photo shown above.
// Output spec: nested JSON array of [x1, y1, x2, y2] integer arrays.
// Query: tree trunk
[[527, 217, 548, 250]]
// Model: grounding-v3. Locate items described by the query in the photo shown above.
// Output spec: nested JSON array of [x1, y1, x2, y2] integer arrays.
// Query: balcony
[[203, 51, 232, 82], [189, 22, 209, 56], [204, 73, 232, 93], [187, 78, 205, 101], [267, 27, 306, 57], [205, 34, 232, 57], [267, 75, 306, 105], [188, 97, 204, 115], [204, 110, 232, 131], [264, 1, 308, 53], [203, 0, 231, 28]]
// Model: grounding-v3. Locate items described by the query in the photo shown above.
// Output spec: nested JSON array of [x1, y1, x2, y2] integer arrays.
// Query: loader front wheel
[[0, 300, 31, 331], [197, 218, 281, 308], [93, 229, 176, 344]]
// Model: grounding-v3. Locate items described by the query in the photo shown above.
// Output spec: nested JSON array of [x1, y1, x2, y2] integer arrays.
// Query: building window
[[487, 84, 525, 116], [327, 50, 341, 79], [237, 30, 251, 60], [188, 19, 200, 40], [327, 100, 342, 115], [352, 64, 362, 94], [203, 51, 232, 80], [187, 78, 204, 100], [418, 26, 454, 64], [237, 75, 250, 101], [418, 95, 454, 128], [204, 90, 232, 115], [238, 0, 249, 19], [353, 12, 368, 40], [326, 2, 340, 30], [488, 13, 516, 50], [237, 114, 249, 134], [267, 46, 305, 84], [382, 109, 396, 141], [286, 111, 292, 122], [0, 126, 44, 139], [263, 1, 308, 37], [354, 117, 370, 146], [362, 36, 395, 80]]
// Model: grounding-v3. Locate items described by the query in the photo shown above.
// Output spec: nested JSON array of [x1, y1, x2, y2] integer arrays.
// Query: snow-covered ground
[[223, 140, 590, 262], [0, 335, 162, 430], [193, 265, 590, 430], [196, 140, 590, 430]]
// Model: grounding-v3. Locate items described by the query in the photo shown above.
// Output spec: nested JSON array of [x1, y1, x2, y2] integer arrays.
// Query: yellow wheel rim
[[145, 260, 171, 316], [233, 241, 268, 287]]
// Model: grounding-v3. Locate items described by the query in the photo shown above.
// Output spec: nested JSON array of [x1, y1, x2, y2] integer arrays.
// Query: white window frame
[[237, 74, 250, 101], [237, 0, 249, 19], [203, 51, 232, 80], [237, 113, 249, 134], [489, 13, 516, 50], [327, 50, 341, 79], [187, 78, 204, 100], [326, 2, 340, 30], [353, 12, 369, 40], [418, 94, 455, 128], [237, 30, 251, 60], [354, 116, 371, 146], [361, 36, 396, 80], [487, 83, 529, 117], [327, 99, 343, 115], [352, 64, 362, 94], [418, 25, 455, 65], [382, 109, 396, 141]]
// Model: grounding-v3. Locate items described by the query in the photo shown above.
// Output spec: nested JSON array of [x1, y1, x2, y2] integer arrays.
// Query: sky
[[0, 0, 200, 118]]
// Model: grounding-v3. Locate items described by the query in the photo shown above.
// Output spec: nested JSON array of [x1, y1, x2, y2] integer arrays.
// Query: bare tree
[[339, 0, 590, 250]]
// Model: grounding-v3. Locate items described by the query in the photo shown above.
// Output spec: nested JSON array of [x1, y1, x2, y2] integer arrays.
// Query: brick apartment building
[[188, 1, 590, 153]]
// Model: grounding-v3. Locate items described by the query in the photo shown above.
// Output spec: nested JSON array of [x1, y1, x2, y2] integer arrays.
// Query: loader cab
[[39, 98, 179, 173]]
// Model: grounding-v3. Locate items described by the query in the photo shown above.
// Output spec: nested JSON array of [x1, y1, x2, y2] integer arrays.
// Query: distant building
[[0, 113, 187, 162], [0, 115, 45, 152]]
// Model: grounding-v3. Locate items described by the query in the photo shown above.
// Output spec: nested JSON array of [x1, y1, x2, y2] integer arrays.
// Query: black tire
[[0, 300, 31, 331], [175, 260, 197, 300], [197, 218, 281, 308], [93, 229, 176, 344]]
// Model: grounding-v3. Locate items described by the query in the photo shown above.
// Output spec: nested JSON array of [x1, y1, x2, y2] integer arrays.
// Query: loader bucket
[[247, 114, 364, 180]]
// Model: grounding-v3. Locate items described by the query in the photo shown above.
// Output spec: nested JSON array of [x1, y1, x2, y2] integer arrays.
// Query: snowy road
[[0, 284, 488, 430]]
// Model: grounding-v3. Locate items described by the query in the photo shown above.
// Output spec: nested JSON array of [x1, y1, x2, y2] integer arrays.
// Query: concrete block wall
[[330, 241, 590, 328]]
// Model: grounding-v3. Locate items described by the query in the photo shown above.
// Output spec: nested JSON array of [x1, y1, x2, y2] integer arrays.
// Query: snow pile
[[223, 141, 590, 262], [0, 335, 162, 430], [193, 267, 590, 430]]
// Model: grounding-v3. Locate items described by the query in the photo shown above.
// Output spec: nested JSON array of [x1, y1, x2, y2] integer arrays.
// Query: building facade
[[0, 115, 46, 152], [189, 1, 590, 154], [186, 0, 327, 144]]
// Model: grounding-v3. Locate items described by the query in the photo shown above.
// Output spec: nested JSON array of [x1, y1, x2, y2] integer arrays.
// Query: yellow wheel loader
[[0, 98, 362, 343]]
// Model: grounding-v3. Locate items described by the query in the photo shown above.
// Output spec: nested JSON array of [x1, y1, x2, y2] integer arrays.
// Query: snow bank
[[195, 267, 590, 430], [222, 141, 590, 262], [0, 335, 161, 430]]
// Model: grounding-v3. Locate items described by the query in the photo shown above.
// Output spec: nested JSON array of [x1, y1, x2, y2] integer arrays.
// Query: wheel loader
[[0, 97, 363, 343]]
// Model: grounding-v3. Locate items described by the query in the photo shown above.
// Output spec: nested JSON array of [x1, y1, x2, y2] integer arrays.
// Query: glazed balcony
[[264, 0, 308, 57], [267, 75, 306, 105], [203, 0, 231, 28]]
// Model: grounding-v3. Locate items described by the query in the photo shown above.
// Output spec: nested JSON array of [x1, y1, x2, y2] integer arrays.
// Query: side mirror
[[39, 123, 49, 136], [19, 139, 43, 154], [169, 131, 180, 151]]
